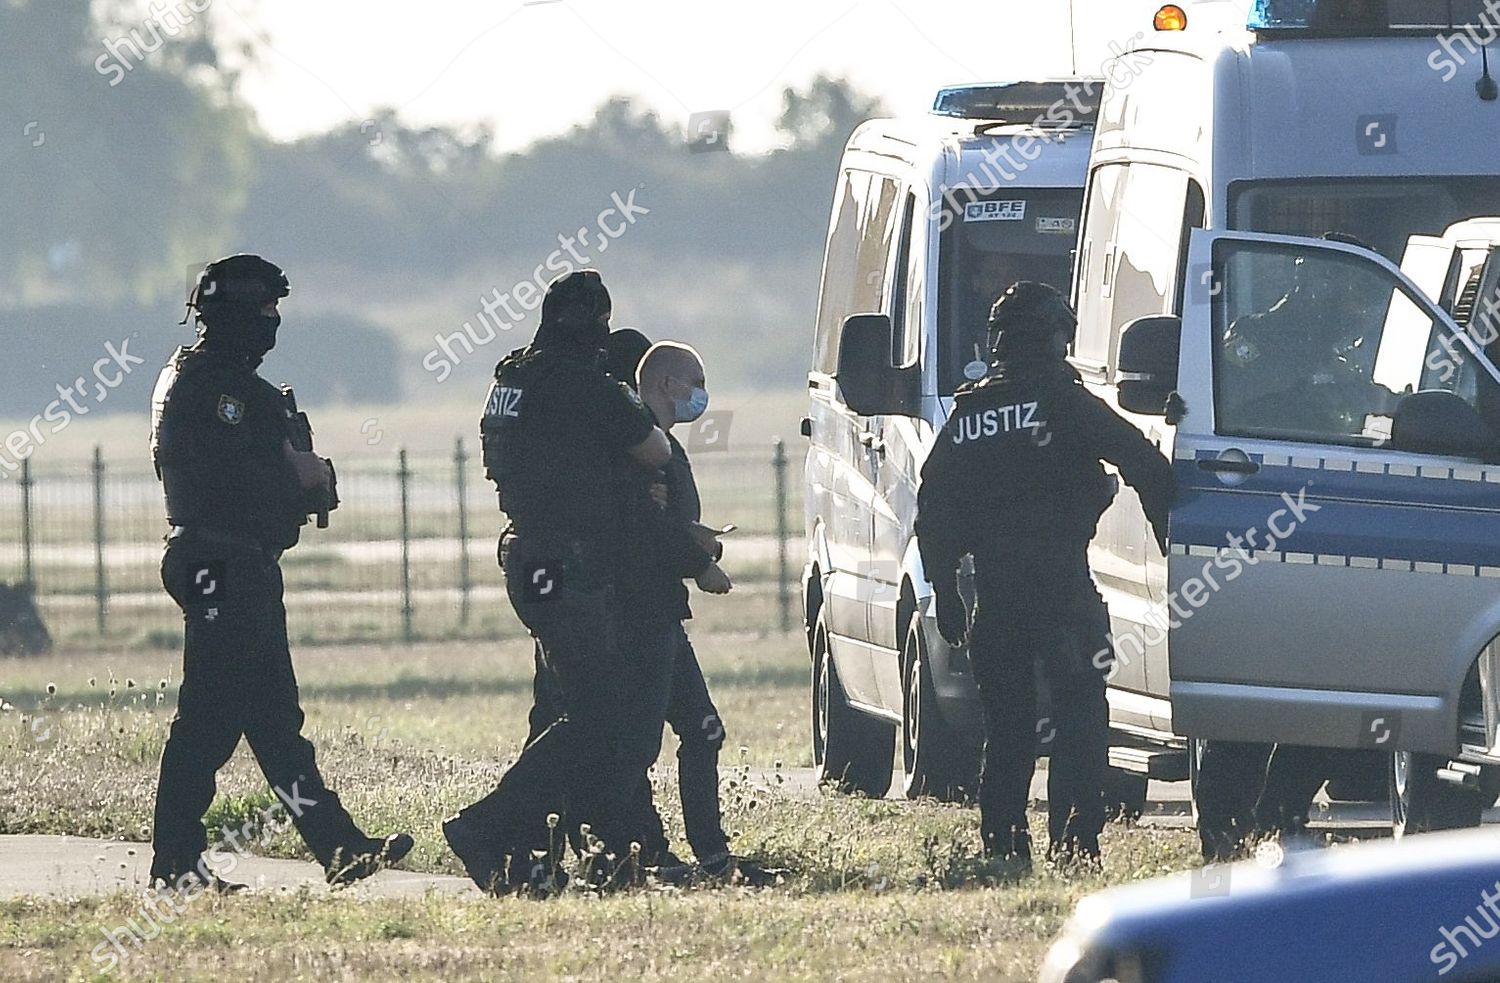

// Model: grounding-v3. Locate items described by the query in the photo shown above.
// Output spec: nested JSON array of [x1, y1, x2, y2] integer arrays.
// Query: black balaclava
[[603, 328, 653, 392], [187, 254, 290, 362], [986, 281, 1076, 365], [534, 270, 612, 352]]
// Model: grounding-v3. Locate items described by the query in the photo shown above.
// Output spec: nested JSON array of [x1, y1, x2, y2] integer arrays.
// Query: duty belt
[[167, 526, 283, 563]]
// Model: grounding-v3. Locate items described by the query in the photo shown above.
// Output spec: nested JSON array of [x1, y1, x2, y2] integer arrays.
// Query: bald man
[[624, 342, 776, 885]]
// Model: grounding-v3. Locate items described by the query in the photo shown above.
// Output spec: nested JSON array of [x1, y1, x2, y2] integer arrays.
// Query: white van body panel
[[1074, 15, 1500, 763], [806, 111, 1093, 732]]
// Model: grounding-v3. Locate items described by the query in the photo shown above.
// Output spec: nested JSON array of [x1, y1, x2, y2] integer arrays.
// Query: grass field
[[0, 620, 1202, 981]]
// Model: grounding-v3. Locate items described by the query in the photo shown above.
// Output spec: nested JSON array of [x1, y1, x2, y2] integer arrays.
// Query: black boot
[[326, 832, 414, 886], [150, 861, 247, 895], [983, 826, 1034, 874], [443, 813, 505, 894], [1047, 832, 1102, 872]]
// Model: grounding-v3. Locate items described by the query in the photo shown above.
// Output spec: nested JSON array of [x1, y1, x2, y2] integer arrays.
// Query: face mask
[[673, 386, 710, 423], [203, 306, 280, 358]]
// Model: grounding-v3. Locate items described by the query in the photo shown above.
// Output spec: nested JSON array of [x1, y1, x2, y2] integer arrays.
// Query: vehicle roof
[[843, 115, 1092, 191], [1053, 829, 1500, 980], [1095, 12, 1500, 184]]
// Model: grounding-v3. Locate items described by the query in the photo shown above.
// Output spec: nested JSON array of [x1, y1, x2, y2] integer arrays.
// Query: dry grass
[[0, 633, 1202, 981]]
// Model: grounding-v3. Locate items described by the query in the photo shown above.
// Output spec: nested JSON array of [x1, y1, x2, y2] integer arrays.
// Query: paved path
[[0, 834, 476, 900]]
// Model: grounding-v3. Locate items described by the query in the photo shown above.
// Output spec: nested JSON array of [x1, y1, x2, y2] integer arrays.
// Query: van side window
[[813, 172, 901, 377], [812, 170, 870, 375], [1073, 163, 1126, 367], [1108, 165, 1196, 367], [856, 175, 901, 310], [1211, 240, 1500, 449], [891, 192, 922, 369], [1174, 181, 1208, 314]]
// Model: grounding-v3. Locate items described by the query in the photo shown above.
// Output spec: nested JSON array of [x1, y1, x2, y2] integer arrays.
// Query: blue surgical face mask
[[674, 385, 710, 424]]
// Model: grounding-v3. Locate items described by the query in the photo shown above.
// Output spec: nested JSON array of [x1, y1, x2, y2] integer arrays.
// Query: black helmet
[[538, 270, 612, 348], [986, 281, 1075, 360], [186, 254, 289, 359], [603, 328, 653, 391]]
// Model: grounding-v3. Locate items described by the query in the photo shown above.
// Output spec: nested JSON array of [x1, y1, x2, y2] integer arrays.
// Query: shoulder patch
[[216, 394, 245, 425]]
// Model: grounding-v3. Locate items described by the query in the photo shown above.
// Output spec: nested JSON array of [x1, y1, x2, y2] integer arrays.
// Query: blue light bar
[[931, 80, 1102, 124], [1251, 0, 1494, 31]]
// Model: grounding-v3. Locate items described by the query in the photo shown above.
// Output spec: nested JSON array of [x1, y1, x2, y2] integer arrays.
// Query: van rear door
[[1165, 229, 1500, 755]]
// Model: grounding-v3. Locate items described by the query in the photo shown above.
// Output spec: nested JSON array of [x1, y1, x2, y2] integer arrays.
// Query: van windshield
[[1213, 239, 1500, 448], [938, 188, 1083, 393], [1251, 0, 1494, 31], [1231, 177, 1500, 265], [1227, 178, 1500, 445]]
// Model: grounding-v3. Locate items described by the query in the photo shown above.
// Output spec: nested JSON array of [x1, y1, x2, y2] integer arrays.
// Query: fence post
[[455, 437, 471, 627], [20, 457, 34, 588], [92, 446, 107, 635], [398, 449, 414, 643], [773, 438, 791, 633]]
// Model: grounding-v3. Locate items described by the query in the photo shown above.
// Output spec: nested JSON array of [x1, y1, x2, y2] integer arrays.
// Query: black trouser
[[968, 554, 1111, 854], [151, 539, 365, 879], [1196, 741, 1335, 859], [527, 620, 725, 866], [627, 627, 730, 865], [1257, 744, 1333, 833], [459, 536, 672, 864]]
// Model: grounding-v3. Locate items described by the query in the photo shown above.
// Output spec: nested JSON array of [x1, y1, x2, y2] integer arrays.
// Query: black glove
[[935, 588, 969, 649]]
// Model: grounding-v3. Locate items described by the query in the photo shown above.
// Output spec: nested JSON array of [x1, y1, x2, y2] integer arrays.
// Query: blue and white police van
[[1072, 0, 1500, 837]]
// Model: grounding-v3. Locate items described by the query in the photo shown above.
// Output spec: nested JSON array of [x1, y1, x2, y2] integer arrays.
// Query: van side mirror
[[835, 313, 919, 417], [1116, 315, 1182, 416], [1390, 391, 1498, 460]]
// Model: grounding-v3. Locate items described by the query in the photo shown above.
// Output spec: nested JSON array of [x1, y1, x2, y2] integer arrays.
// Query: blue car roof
[[1055, 830, 1500, 983]]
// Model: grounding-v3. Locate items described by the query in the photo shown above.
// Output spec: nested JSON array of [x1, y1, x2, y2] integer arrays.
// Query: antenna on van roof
[[1067, 0, 1079, 76]]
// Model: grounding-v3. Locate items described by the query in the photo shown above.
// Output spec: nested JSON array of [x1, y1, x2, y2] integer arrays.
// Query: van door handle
[[859, 432, 886, 455], [1198, 457, 1259, 475]]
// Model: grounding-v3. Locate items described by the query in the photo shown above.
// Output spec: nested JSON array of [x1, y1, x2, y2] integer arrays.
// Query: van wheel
[[812, 613, 895, 797], [1391, 752, 1484, 838], [1103, 769, 1149, 823], [900, 610, 977, 802]]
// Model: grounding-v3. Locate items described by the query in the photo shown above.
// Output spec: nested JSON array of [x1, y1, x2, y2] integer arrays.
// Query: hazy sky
[[216, 0, 1172, 152]]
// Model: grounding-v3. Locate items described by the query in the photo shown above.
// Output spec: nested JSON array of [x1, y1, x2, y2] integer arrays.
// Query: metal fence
[[0, 439, 800, 647]]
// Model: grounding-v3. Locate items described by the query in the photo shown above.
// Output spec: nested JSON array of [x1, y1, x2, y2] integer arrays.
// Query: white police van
[[802, 80, 1111, 800], [1076, 0, 1500, 837]]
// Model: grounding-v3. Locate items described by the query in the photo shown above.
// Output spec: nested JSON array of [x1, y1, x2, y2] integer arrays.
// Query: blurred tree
[[0, 0, 253, 304], [776, 75, 886, 151]]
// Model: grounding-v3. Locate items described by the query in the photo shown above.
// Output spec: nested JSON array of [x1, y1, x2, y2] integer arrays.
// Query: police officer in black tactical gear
[[444, 270, 673, 894], [149, 254, 412, 890], [514, 331, 774, 886], [915, 281, 1175, 867]]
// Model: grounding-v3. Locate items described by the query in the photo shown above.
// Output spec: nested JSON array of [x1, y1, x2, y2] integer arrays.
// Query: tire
[[1103, 768, 1149, 823], [900, 610, 978, 802], [811, 611, 895, 797], [1391, 751, 1484, 838]]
